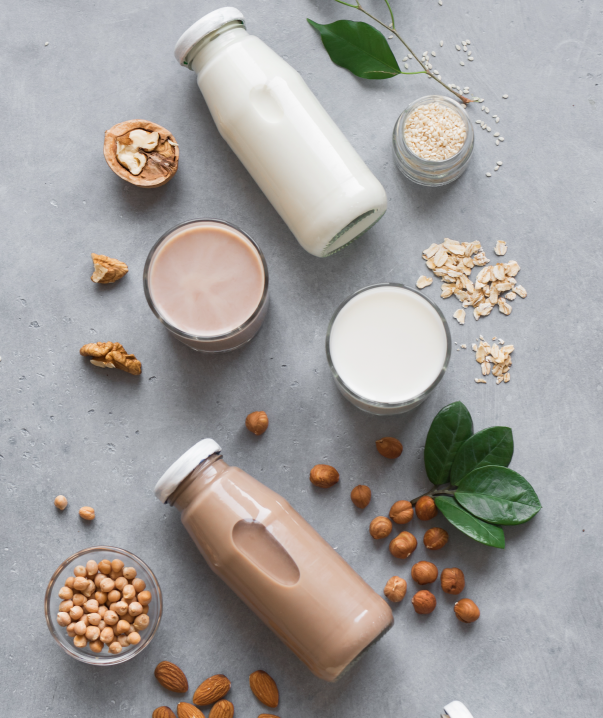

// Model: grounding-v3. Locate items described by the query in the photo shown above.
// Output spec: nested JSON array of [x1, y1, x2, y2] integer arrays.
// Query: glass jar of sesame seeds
[[392, 95, 474, 186]]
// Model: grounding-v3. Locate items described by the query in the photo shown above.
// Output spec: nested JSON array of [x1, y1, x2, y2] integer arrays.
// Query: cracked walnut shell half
[[80, 342, 142, 375], [104, 119, 179, 188]]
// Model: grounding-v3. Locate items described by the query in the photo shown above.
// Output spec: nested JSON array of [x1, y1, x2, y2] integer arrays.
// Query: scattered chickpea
[[127, 631, 141, 645], [79, 506, 95, 521], [137, 590, 152, 606], [74, 635, 88, 648], [108, 641, 122, 654], [54, 495, 69, 510]]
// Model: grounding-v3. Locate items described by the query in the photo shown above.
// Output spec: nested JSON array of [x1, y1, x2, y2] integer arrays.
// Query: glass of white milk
[[326, 284, 451, 415]]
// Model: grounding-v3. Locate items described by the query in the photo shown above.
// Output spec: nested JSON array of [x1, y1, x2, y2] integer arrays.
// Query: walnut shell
[[411, 561, 438, 585], [389, 500, 413, 524], [104, 119, 179, 188], [454, 598, 480, 623], [412, 590, 436, 615], [309, 464, 339, 488], [441, 567, 465, 595], [384, 576, 407, 603], [423, 527, 449, 550], [351, 484, 371, 509], [415, 495, 438, 520], [389, 531, 417, 559], [375, 437, 403, 458], [369, 516, 393, 540]]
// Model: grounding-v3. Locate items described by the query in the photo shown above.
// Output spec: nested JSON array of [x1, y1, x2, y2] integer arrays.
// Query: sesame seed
[[456, 45, 461, 51], [388, 35, 393, 39], [404, 101, 467, 161], [475, 120, 481, 124], [499, 137, 504, 141], [431, 51, 436, 57], [440, 40, 444, 47], [463, 46, 467, 52], [466, 40, 471, 44], [487, 127, 491, 132], [494, 132, 500, 137], [494, 166, 499, 171], [468, 57, 474, 61], [495, 118, 500, 123], [404, 63, 409, 69], [502, 94, 509, 99], [497, 161, 503, 165], [486, 173, 492, 177], [485, 108, 489, 113], [460, 61, 465, 66], [402, 56, 408, 61]]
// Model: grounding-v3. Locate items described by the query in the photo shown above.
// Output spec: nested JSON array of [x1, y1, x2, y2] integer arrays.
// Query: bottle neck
[[189, 23, 248, 74], [168, 454, 229, 510]]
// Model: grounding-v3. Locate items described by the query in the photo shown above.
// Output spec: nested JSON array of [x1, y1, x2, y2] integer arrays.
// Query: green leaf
[[454, 465, 542, 525], [424, 402, 474, 485], [307, 19, 401, 79], [435, 496, 505, 548], [450, 426, 513, 486]]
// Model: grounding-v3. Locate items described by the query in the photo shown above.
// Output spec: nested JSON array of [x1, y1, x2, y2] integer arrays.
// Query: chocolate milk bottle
[[155, 440, 393, 681]]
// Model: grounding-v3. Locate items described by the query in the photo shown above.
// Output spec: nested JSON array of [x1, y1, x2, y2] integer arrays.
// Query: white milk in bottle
[[174, 8, 388, 257]]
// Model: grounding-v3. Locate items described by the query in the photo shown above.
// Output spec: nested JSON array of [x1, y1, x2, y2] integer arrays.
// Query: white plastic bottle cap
[[442, 701, 474, 718], [154, 439, 222, 503], [174, 7, 246, 68]]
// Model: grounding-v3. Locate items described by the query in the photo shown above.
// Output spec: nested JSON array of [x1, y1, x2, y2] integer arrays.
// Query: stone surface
[[1, 1, 602, 716]]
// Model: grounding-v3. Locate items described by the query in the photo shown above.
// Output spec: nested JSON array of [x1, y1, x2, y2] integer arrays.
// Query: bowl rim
[[45, 545, 162, 665]]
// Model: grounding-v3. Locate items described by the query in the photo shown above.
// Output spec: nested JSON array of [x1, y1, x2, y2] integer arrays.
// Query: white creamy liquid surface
[[329, 286, 448, 404]]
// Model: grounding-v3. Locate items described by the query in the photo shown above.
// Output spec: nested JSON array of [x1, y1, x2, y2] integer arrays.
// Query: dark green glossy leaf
[[455, 465, 541, 525], [424, 402, 473, 485], [450, 426, 513, 486], [307, 19, 401, 79], [434, 496, 505, 548]]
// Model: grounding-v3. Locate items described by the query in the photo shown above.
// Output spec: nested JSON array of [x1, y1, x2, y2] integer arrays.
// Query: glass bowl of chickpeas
[[44, 546, 162, 665]]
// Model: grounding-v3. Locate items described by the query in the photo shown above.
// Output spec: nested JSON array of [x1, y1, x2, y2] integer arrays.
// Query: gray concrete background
[[1, 0, 602, 716]]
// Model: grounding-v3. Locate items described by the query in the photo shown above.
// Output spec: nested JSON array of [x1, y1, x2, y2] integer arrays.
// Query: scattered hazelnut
[[351, 485, 371, 509], [424, 527, 449, 550], [375, 437, 403, 459], [454, 598, 480, 623], [245, 410, 269, 435], [441, 567, 465, 595], [389, 531, 417, 559], [389, 500, 413, 524], [54, 495, 68, 510], [384, 576, 407, 603], [79, 506, 95, 521], [415, 495, 438, 520], [91, 253, 129, 284], [411, 561, 438, 585], [369, 516, 393, 539], [309, 464, 340, 488], [412, 590, 437, 615]]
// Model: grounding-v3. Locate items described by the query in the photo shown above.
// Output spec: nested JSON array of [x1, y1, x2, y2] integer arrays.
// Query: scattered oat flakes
[[514, 285, 527, 298], [494, 240, 507, 256], [472, 339, 515, 385], [460, 344, 467, 349], [453, 308, 466, 325], [475, 378, 487, 384], [416, 275, 433, 289], [506, 291, 517, 300]]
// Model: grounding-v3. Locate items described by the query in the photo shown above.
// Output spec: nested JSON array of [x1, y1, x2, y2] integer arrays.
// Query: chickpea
[[133, 614, 149, 631], [100, 577, 115, 593], [115, 601, 129, 617], [69, 606, 84, 621], [142, 606, 149, 615], [89, 640, 103, 653], [103, 610, 118, 626], [122, 584, 136, 600], [95, 591, 107, 605], [54, 495, 68, 510], [57, 612, 71, 627], [109, 602, 119, 612], [86, 560, 98, 576], [127, 602, 143, 617], [117, 634, 129, 647], [100, 626, 114, 644], [87, 612, 101, 626], [115, 577, 128, 591], [115, 619, 130, 635], [73, 635, 87, 648], [132, 578, 146, 593], [98, 559, 112, 575], [85, 625, 100, 642], [72, 593, 85, 607], [108, 641, 122, 654], [94, 574, 104, 588], [125, 622, 135, 633], [73, 576, 88, 592], [58, 586, 73, 601], [127, 631, 141, 645], [109, 570, 122, 580], [98, 605, 107, 618], [107, 589, 121, 604], [80, 615, 89, 627], [64, 576, 75, 589], [74, 621, 87, 636], [123, 567, 137, 581], [66, 623, 76, 637], [84, 599, 99, 614], [59, 600, 74, 613], [137, 591, 152, 606], [98, 620, 106, 630], [82, 580, 95, 598], [111, 559, 124, 573], [73, 565, 87, 578]]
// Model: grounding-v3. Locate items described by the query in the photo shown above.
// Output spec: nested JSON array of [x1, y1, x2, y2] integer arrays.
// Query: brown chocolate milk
[[155, 440, 393, 681]]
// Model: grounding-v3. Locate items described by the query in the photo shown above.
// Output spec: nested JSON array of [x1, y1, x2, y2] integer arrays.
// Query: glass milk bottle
[[155, 440, 393, 681], [174, 8, 388, 257]]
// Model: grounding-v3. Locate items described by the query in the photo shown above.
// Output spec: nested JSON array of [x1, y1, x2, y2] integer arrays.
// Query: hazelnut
[[412, 590, 437, 615], [384, 576, 407, 603], [375, 437, 403, 459], [54, 495, 68, 510], [424, 527, 449, 550], [389, 500, 413, 524], [309, 464, 340, 488], [415, 495, 438, 521], [389, 531, 417, 559], [411, 561, 438, 585], [454, 598, 480, 623], [441, 567, 465, 595], [369, 516, 393, 539], [79, 506, 95, 521], [351, 485, 371, 509], [245, 410, 269, 435]]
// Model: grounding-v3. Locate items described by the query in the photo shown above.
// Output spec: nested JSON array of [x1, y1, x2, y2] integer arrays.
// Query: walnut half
[[80, 342, 142, 375], [91, 254, 128, 284]]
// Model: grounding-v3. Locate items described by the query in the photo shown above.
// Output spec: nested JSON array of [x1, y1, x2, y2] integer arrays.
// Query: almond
[[249, 670, 279, 708], [154, 661, 189, 693], [258, 715, 280, 718], [177, 704, 205, 718], [153, 708, 177, 718], [209, 700, 234, 718], [193, 674, 231, 706]]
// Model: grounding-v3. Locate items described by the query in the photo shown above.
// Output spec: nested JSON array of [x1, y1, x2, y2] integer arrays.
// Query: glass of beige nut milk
[[155, 439, 394, 681]]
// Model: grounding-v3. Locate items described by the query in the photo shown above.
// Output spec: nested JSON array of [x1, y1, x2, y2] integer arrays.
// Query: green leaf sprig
[[308, 1, 473, 105], [412, 401, 541, 548]]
